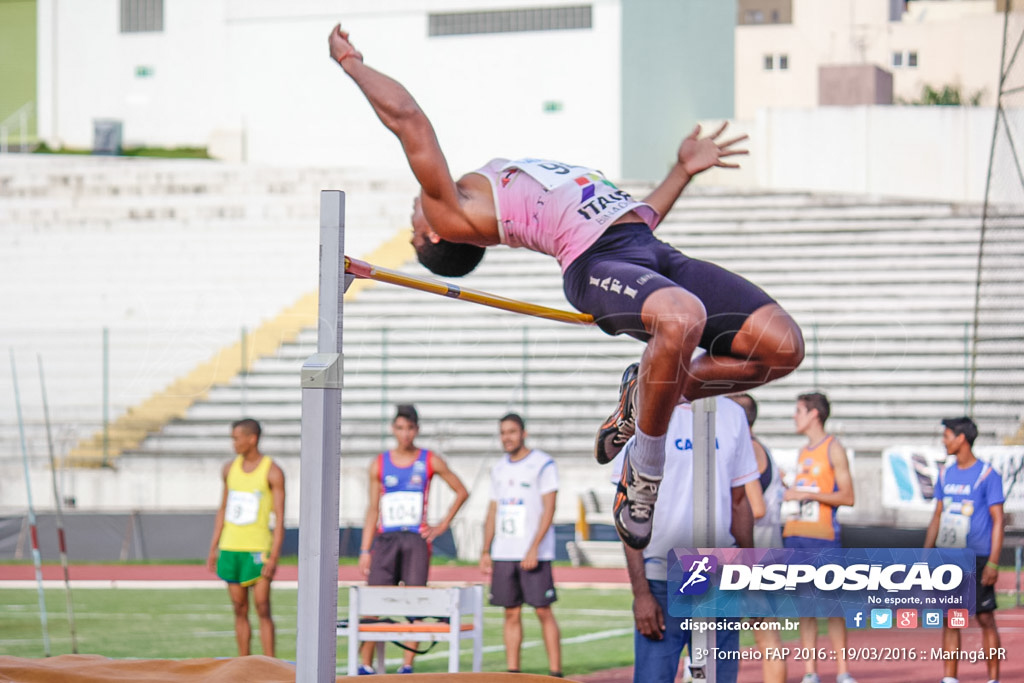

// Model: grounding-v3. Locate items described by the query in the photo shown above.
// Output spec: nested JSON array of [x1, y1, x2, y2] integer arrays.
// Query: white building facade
[[31, 0, 1018, 199], [34, 0, 734, 180], [736, 0, 1008, 119]]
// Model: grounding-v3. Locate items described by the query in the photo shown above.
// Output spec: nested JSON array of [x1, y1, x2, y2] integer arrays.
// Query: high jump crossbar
[[344, 255, 595, 326]]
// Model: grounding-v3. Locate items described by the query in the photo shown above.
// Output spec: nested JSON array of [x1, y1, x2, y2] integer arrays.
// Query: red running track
[[0, 563, 628, 585]]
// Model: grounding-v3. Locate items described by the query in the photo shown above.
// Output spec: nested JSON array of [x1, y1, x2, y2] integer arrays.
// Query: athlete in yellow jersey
[[782, 393, 856, 683], [207, 418, 286, 657]]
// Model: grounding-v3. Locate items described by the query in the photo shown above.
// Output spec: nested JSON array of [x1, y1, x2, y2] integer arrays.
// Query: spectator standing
[[479, 413, 562, 677], [207, 419, 285, 657], [925, 416, 1004, 683], [358, 404, 469, 674], [782, 393, 856, 683]]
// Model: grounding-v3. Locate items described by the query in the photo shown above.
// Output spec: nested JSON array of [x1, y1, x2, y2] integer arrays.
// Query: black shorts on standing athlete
[[488, 560, 558, 608], [975, 557, 998, 614], [368, 531, 430, 586]]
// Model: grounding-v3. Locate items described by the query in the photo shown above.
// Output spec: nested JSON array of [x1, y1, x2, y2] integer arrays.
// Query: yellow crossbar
[[345, 256, 595, 326]]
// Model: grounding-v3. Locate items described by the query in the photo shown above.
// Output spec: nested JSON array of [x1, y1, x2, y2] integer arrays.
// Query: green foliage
[[900, 84, 984, 106], [33, 143, 210, 159]]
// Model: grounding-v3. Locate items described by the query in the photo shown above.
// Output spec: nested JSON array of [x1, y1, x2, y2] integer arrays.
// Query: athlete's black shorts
[[488, 560, 557, 608], [563, 223, 777, 356], [976, 557, 997, 614], [368, 531, 429, 586]]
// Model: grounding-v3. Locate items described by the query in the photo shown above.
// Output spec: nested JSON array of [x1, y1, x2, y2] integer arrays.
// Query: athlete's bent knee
[[770, 326, 805, 371], [642, 289, 706, 352], [739, 305, 804, 375]]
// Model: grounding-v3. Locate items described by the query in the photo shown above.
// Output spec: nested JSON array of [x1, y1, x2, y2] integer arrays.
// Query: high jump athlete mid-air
[[329, 25, 804, 550]]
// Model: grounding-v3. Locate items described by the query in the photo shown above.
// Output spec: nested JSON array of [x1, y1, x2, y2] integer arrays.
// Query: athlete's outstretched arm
[[329, 26, 478, 239], [643, 123, 748, 221]]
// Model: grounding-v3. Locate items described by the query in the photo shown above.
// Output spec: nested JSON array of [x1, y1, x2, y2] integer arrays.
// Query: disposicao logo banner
[[668, 547, 975, 618]]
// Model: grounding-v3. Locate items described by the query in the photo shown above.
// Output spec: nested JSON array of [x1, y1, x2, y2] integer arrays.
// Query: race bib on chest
[[937, 510, 970, 548], [498, 504, 527, 539], [501, 159, 599, 191], [226, 490, 260, 526], [798, 500, 820, 523], [381, 491, 424, 528], [782, 486, 820, 523]]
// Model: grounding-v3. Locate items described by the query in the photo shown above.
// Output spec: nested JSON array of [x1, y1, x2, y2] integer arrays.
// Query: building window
[[429, 5, 592, 37], [778, 54, 789, 70], [764, 55, 774, 70], [892, 50, 919, 68], [120, 0, 163, 33], [745, 10, 765, 24]]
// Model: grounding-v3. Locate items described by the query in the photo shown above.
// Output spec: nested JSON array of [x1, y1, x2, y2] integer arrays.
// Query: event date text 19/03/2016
[[691, 647, 1007, 663]]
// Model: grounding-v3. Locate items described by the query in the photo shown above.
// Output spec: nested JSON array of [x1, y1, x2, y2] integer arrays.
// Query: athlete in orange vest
[[782, 393, 856, 683]]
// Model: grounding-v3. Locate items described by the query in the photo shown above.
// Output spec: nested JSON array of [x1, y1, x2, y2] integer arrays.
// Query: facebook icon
[[845, 610, 866, 629]]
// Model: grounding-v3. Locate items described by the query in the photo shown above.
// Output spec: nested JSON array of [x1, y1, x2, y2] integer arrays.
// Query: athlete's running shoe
[[612, 440, 661, 549], [595, 362, 639, 465]]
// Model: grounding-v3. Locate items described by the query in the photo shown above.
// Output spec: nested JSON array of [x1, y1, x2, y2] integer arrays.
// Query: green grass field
[[0, 586, 635, 676], [4, 586, 1016, 676]]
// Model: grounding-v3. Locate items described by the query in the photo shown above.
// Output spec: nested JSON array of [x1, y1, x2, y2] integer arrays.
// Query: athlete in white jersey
[[487, 449, 559, 563], [610, 396, 758, 579], [480, 414, 562, 677], [611, 396, 757, 683]]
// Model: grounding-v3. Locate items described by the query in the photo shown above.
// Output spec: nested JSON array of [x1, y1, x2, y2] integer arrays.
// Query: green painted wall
[[621, 0, 735, 181], [0, 0, 37, 144]]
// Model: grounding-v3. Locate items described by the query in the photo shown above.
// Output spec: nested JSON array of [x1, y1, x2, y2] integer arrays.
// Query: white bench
[[337, 585, 484, 675]]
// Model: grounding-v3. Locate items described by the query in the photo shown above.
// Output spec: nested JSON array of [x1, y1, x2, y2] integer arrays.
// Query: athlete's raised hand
[[329, 24, 362, 65], [677, 122, 748, 176]]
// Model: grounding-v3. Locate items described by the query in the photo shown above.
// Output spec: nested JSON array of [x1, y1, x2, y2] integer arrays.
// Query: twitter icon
[[870, 609, 892, 629]]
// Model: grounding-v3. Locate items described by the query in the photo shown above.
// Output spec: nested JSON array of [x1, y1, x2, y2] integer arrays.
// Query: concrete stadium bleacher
[[127, 189, 1024, 462], [0, 154, 416, 468]]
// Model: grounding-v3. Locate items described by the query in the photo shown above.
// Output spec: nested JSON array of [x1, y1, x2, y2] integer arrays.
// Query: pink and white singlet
[[470, 158, 660, 272]]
